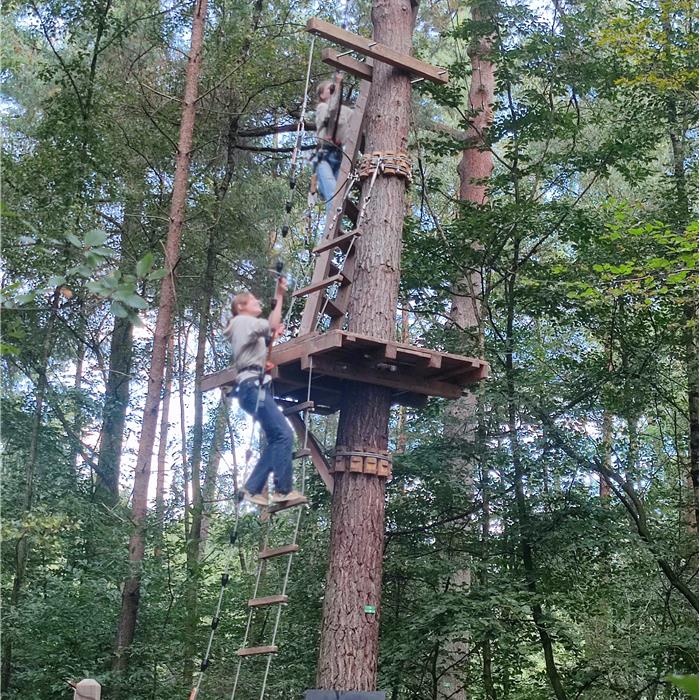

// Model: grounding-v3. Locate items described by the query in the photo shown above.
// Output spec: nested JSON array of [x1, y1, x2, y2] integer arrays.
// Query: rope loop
[[358, 151, 413, 183]]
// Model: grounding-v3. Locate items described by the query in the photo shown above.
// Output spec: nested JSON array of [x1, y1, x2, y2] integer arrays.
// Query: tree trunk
[[316, 0, 416, 690], [1, 289, 61, 693], [112, 0, 207, 674], [95, 193, 142, 503], [95, 314, 133, 503], [438, 5, 496, 695]]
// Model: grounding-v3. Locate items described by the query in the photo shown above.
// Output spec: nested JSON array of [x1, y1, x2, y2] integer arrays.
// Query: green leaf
[[136, 253, 154, 278], [148, 269, 168, 281], [123, 293, 148, 310], [83, 228, 108, 247], [110, 301, 129, 318], [666, 675, 699, 698], [64, 234, 82, 249]]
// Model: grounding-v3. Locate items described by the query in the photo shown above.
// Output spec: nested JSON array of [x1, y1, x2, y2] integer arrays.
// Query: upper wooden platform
[[202, 331, 488, 412]]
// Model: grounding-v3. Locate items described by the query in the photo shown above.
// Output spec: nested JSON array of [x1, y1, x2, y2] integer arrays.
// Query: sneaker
[[242, 490, 269, 507], [271, 490, 305, 503]]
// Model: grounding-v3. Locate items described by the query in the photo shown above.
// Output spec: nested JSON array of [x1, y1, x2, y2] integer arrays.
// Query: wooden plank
[[300, 355, 462, 399], [307, 18, 449, 85], [288, 413, 334, 493], [248, 594, 288, 607], [281, 400, 315, 415], [201, 367, 237, 393], [259, 544, 300, 560], [292, 273, 347, 298], [268, 495, 309, 513], [293, 448, 313, 459], [271, 331, 342, 366], [322, 48, 373, 81], [236, 645, 278, 657]]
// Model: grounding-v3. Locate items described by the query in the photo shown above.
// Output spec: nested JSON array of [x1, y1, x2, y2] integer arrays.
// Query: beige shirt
[[223, 315, 271, 384], [315, 102, 352, 146]]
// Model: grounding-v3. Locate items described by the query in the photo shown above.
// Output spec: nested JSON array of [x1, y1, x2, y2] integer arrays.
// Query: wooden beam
[[288, 413, 334, 494], [306, 18, 449, 85], [321, 48, 373, 81], [300, 355, 462, 399]]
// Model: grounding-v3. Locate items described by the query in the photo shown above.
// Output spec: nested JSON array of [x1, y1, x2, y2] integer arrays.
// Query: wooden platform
[[202, 331, 488, 412]]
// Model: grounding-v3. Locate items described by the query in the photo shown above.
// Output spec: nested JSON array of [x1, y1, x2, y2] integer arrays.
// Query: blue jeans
[[238, 380, 294, 494], [315, 147, 343, 213]]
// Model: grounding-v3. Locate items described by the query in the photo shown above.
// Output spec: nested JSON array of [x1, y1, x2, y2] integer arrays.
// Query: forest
[[1, 0, 698, 698]]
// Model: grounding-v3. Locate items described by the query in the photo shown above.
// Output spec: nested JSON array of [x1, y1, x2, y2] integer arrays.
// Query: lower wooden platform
[[202, 330, 488, 413]]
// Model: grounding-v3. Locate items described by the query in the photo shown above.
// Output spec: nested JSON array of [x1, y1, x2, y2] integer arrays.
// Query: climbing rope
[[279, 36, 316, 244]]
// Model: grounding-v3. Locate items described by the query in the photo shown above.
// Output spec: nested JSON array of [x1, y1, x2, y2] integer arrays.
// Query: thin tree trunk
[[200, 399, 228, 551], [112, 0, 208, 674], [183, 222, 218, 684], [316, 0, 416, 689], [155, 333, 175, 549], [1, 289, 61, 692], [505, 257, 568, 700]]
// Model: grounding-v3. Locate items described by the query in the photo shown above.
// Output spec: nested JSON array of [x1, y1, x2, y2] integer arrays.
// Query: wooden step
[[292, 273, 350, 298], [282, 400, 315, 415], [268, 496, 309, 513], [322, 298, 347, 319], [293, 448, 312, 459], [248, 594, 288, 608], [313, 229, 360, 254], [259, 544, 300, 560], [236, 645, 278, 657]]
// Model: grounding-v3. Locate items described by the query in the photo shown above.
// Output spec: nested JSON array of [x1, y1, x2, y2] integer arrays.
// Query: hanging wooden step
[[313, 229, 360, 255], [236, 645, 278, 657], [282, 400, 315, 415], [292, 273, 351, 298], [259, 544, 300, 560], [293, 448, 313, 459], [268, 495, 309, 513], [248, 594, 288, 608]]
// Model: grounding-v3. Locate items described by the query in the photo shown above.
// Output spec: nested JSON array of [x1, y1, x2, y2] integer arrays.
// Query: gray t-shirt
[[224, 315, 271, 384]]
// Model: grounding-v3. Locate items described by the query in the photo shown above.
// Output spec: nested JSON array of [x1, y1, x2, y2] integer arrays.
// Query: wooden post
[[315, 0, 417, 691], [73, 679, 101, 700]]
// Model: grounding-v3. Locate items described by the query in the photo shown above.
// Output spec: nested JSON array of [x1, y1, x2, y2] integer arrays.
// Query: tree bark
[[316, 0, 416, 690], [155, 333, 174, 544], [112, 0, 207, 675]]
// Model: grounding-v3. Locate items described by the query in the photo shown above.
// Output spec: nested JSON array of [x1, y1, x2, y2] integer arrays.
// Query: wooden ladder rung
[[293, 448, 312, 459], [236, 645, 278, 657], [313, 229, 360, 254], [259, 544, 300, 560], [292, 273, 350, 298], [248, 594, 289, 608], [282, 400, 315, 415], [268, 496, 308, 513]]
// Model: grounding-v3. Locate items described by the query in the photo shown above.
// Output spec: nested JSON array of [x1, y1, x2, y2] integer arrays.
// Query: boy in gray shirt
[[223, 277, 303, 506]]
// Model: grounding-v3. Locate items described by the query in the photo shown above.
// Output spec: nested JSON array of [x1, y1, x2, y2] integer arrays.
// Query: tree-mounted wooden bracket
[[333, 449, 392, 480], [307, 18, 449, 85]]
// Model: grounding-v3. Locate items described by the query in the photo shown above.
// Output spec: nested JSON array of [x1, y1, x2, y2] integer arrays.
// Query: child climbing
[[223, 277, 303, 506], [313, 72, 353, 213]]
